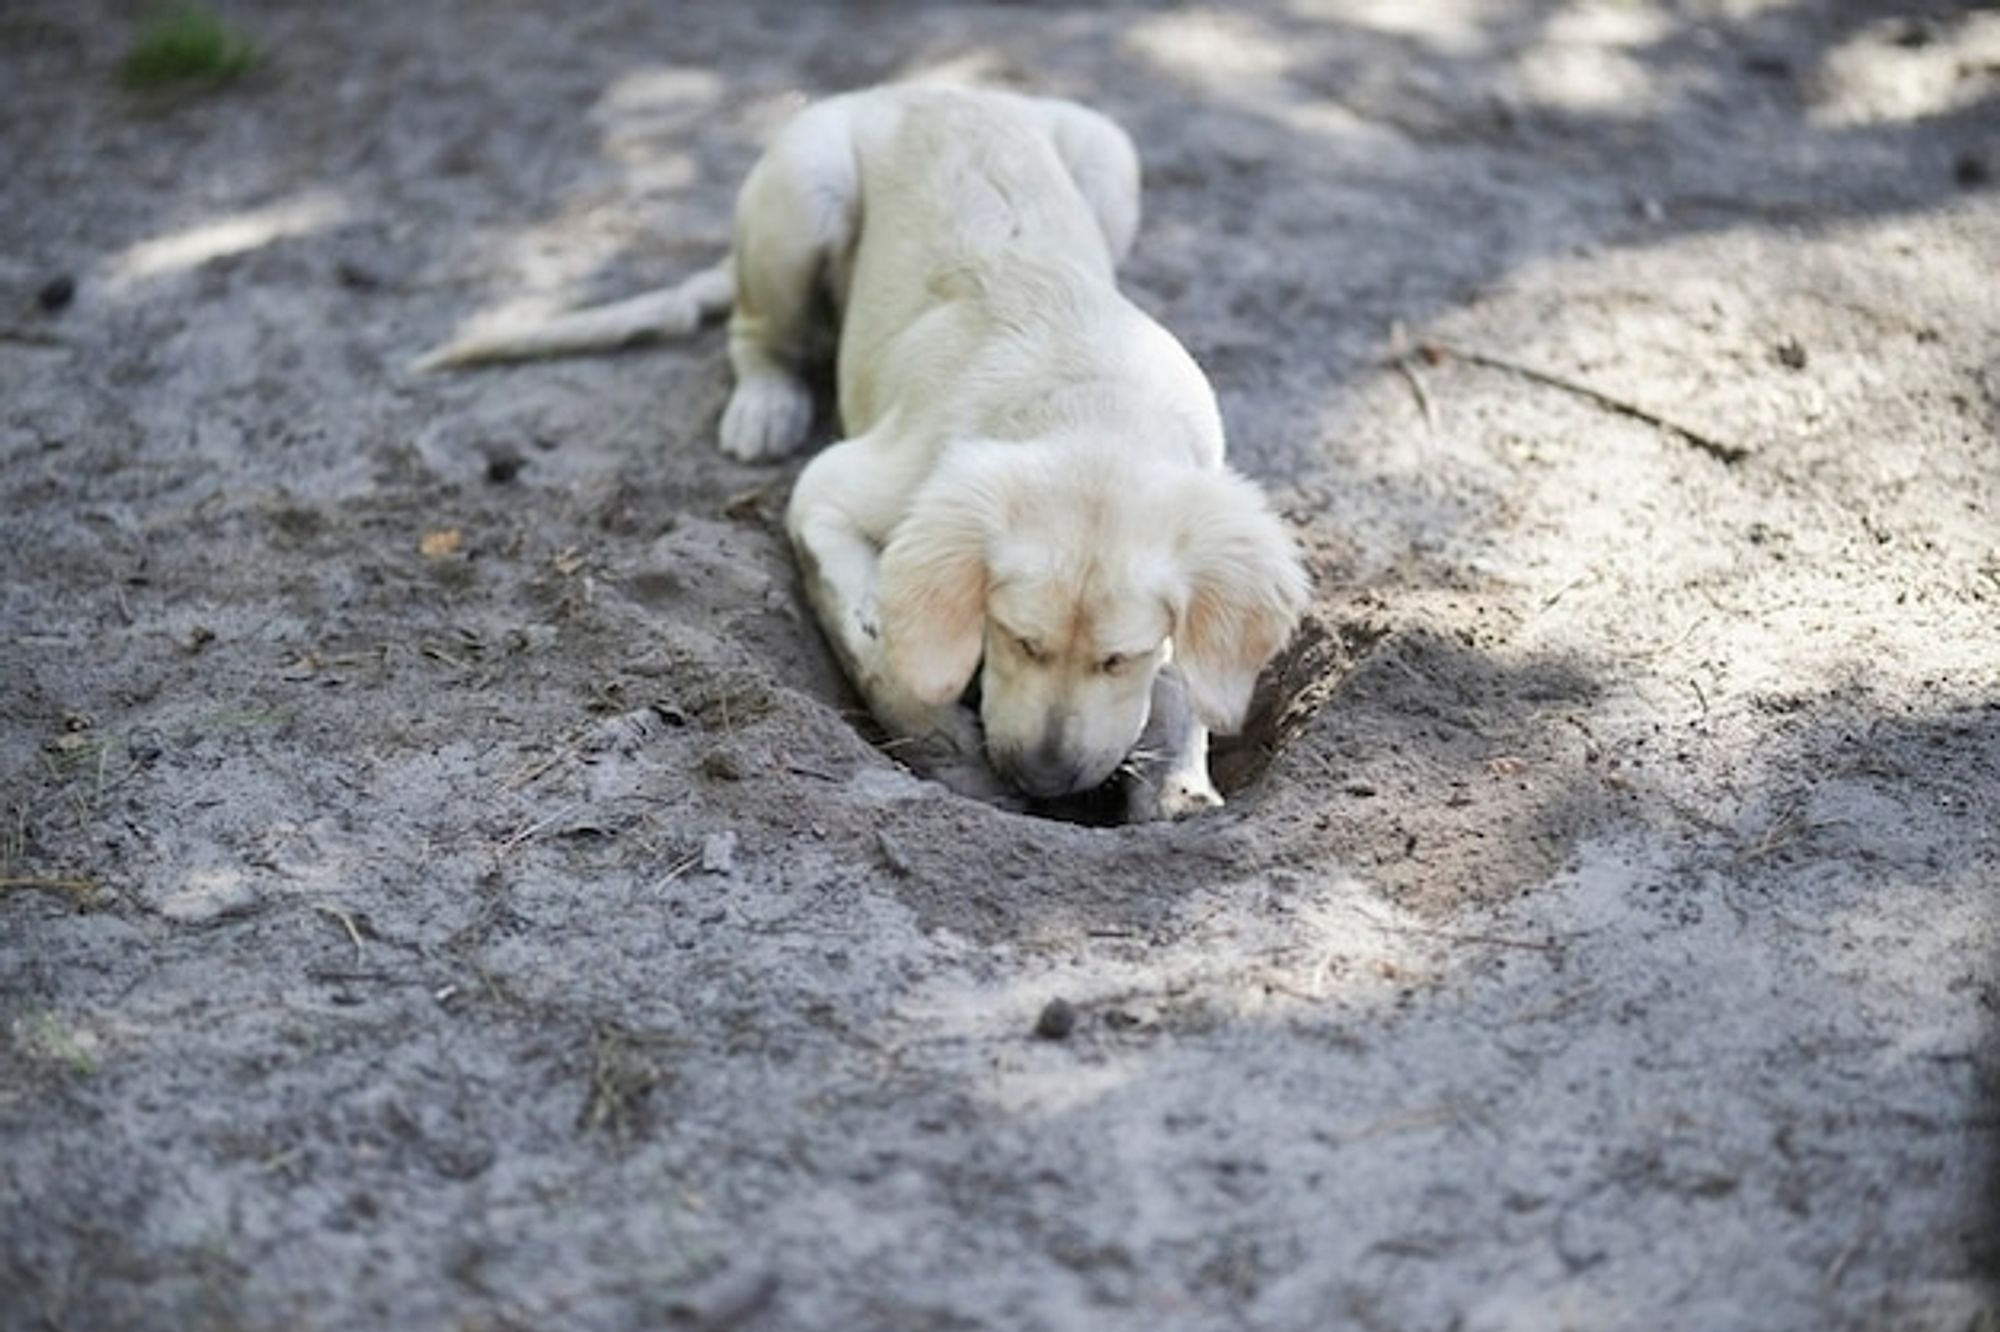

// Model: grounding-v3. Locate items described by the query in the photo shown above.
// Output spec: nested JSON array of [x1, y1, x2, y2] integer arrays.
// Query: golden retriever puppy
[[419, 87, 1308, 818]]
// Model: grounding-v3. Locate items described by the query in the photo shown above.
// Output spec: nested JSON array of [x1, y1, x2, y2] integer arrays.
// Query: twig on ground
[[1390, 356, 1438, 434], [1315, 1104, 1462, 1144], [307, 969, 402, 985], [1535, 573, 1597, 615], [1392, 338, 1440, 436], [1618, 615, 1709, 662], [0, 326, 69, 349], [1823, 1218, 1877, 1289], [0, 875, 97, 896], [1384, 648, 1428, 687], [496, 802, 584, 857], [419, 643, 471, 669], [1734, 810, 1813, 864], [783, 762, 840, 782], [501, 742, 580, 792], [313, 903, 366, 963], [1384, 321, 1439, 440], [1422, 340, 1749, 465], [645, 850, 704, 893]]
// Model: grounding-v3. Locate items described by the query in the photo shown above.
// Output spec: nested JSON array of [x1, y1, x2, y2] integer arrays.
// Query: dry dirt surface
[[4, 2, 1998, 1330]]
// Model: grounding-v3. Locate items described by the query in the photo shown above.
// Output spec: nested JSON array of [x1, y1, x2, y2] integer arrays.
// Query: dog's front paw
[[1127, 770, 1225, 823], [719, 373, 813, 461]]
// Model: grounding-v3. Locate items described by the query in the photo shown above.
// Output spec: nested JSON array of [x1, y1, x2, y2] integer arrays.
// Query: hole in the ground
[[1022, 611, 1372, 827], [1211, 612, 1378, 798], [766, 546, 1366, 826]]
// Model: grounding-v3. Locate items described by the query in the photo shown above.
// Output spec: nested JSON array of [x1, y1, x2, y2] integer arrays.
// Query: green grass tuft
[[118, 4, 258, 90]]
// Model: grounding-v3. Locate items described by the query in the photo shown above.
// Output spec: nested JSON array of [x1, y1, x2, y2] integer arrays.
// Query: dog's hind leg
[[1124, 661, 1224, 822], [719, 101, 862, 462], [1041, 101, 1142, 267]]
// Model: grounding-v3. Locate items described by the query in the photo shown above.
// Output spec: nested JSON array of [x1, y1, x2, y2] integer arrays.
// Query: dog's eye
[[1097, 653, 1127, 675], [1015, 636, 1046, 662]]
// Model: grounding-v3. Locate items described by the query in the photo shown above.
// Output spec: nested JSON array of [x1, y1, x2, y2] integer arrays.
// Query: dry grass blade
[[312, 903, 366, 963], [0, 875, 98, 897], [496, 802, 584, 857], [1391, 357, 1438, 433]]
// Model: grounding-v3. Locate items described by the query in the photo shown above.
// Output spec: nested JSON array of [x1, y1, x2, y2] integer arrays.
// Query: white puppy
[[420, 88, 1308, 818]]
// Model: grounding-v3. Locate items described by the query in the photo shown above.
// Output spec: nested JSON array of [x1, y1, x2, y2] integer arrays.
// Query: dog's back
[[803, 89, 1212, 465], [799, 90, 1122, 437]]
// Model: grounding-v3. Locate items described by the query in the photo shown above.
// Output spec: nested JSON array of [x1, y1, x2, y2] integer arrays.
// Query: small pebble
[[37, 275, 74, 313], [1774, 338, 1807, 371], [1034, 997, 1076, 1040], [875, 829, 912, 876], [126, 728, 166, 764], [665, 1262, 779, 1330], [698, 748, 745, 782], [700, 830, 737, 875], [484, 449, 525, 485], [335, 260, 383, 291]]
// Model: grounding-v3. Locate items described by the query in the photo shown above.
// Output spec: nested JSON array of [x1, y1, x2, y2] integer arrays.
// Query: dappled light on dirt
[[101, 190, 349, 287], [3, 1, 1996, 1328], [899, 873, 1433, 1118], [1810, 11, 2000, 128], [1126, 11, 1295, 92]]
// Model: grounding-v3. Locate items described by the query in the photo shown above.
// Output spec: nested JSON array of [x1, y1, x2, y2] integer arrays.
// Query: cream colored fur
[[417, 87, 1309, 817]]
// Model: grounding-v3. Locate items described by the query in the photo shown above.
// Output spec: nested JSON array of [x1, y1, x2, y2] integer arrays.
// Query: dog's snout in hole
[[1028, 614, 1359, 827], [806, 615, 1361, 827]]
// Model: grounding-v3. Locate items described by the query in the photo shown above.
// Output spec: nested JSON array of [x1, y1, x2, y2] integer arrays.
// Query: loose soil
[[4, 3, 1997, 1329]]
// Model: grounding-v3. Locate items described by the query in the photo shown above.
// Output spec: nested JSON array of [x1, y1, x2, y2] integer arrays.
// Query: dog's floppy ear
[[877, 457, 1006, 706], [1168, 469, 1310, 734]]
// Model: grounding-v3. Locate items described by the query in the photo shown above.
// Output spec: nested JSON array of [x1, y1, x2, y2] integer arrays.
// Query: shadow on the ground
[[2, 680, 1991, 1329], [2, 2, 1998, 1324]]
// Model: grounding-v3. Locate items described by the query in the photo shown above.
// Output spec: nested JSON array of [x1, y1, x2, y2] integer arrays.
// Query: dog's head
[[877, 443, 1308, 798]]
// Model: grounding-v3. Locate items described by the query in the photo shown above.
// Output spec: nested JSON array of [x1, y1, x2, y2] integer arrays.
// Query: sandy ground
[[3, 2, 1997, 1329]]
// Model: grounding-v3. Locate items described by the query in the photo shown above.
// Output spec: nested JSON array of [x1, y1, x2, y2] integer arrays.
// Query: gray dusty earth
[[3, 2, 1998, 1329]]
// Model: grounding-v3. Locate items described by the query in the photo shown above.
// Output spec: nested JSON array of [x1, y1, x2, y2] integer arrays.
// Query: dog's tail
[[410, 263, 734, 372]]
